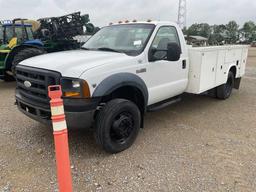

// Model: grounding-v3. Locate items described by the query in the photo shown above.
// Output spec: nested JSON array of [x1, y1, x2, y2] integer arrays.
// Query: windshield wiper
[[81, 47, 90, 50], [97, 47, 121, 53]]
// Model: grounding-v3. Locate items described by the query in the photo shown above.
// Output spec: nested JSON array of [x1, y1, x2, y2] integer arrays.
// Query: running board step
[[147, 97, 181, 112]]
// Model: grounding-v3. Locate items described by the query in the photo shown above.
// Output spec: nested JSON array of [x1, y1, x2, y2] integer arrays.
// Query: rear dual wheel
[[216, 71, 235, 100], [95, 99, 141, 154]]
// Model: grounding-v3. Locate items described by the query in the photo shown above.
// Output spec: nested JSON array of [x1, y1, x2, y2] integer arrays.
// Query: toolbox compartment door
[[186, 45, 248, 94]]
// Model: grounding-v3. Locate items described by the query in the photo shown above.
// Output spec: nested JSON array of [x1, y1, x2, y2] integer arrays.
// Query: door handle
[[182, 60, 186, 69], [136, 68, 147, 74]]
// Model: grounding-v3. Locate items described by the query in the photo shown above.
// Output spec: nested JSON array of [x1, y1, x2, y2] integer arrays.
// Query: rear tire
[[95, 99, 141, 154], [216, 71, 235, 100], [12, 48, 45, 75]]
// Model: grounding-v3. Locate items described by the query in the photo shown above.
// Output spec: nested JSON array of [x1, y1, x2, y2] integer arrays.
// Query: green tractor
[[0, 19, 40, 81], [0, 24, 3, 45], [0, 12, 98, 81]]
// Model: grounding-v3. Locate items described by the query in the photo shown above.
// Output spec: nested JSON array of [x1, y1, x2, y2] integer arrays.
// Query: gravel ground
[[0, 48, 256, 192]]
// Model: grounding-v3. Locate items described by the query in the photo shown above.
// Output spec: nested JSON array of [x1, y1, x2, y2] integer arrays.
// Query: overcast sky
[[0, 0, 255, 27]]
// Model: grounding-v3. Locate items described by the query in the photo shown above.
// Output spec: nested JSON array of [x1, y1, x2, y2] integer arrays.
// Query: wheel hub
[[111, 113, 134, 143]]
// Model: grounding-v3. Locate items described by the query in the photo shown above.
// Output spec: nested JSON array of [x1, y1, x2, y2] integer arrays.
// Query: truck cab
[[15, 21, 248, 153], [81, 21, 189, 105]]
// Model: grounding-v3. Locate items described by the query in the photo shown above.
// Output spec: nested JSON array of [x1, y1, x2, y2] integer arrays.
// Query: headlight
[[60, 78, 91, 98], [72, 80, 80, 88]]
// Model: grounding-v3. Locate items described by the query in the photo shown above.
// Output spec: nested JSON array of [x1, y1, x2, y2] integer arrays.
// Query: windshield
[[26, 26, 34, 40], [83, 24, 155, 56], [5, 26, 13, 43], [3, 25, 33, 43]]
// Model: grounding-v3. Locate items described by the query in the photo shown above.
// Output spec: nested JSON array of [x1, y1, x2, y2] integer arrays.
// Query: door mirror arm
[[148, 47, 157, 62], [149, 43, 181, 62], [149, 48, 168, 62]]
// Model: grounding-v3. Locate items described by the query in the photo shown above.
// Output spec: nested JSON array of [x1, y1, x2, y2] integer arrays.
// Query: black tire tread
[[217, 71, 234, 100], [12, 48, 45, 73]]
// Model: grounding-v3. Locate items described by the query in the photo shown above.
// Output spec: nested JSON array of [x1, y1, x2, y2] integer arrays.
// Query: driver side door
[[145, 26, 188, 105]]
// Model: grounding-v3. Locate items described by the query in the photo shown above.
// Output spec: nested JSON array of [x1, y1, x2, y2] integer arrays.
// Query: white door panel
[[145, 59, 187, 104], [148, 79, 188, 105], [142, 26, 188, 105]]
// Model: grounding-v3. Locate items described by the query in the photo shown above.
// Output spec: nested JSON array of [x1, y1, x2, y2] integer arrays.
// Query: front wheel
[[216, 71, 235, 100], [95, 99, 141, 154]]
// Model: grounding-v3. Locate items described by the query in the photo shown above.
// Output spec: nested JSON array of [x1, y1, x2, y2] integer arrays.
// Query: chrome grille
[[16, 65, 61, 104]]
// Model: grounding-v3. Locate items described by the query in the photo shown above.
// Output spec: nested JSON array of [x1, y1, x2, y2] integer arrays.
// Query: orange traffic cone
[[48, 85, 73, 192]]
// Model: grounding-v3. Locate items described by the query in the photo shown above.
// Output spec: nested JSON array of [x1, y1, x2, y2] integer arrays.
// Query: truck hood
[[19, 50, 130, 77]]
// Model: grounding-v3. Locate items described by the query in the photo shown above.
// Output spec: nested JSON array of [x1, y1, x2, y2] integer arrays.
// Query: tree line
[[183, 21, 256, 45]]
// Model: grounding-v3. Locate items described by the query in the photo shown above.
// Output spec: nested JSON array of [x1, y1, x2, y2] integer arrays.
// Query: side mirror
[[148, 43, 181, 62], [167, 43, 181, 61]]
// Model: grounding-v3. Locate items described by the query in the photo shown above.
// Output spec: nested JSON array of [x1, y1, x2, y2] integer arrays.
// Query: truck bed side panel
[[186, 45, 248, 94]]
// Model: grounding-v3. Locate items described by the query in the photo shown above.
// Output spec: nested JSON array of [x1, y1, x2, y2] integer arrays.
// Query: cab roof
[[110, 21, 178, 27], [2, 23, 32, 27]]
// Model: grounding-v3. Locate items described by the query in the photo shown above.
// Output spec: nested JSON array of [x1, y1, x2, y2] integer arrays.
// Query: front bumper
[[16, 90, 101, 130]]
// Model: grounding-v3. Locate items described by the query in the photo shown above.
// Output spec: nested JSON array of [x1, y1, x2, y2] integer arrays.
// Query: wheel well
[[106, 86, 145, 112], [101, 86, 145, 127], [229, 66, 237, 78]]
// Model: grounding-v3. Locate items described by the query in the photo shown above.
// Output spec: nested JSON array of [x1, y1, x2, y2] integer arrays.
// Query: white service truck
[[15, 21, 248, 153]]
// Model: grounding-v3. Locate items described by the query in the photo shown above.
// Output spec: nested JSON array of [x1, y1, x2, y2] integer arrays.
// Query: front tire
[[95, 99, 141, 154], [217, 71, 235, 100]]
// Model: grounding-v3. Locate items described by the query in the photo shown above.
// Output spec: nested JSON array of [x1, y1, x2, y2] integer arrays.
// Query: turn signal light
[[81, 80, 91, 98], [64, 92, 80, 97], [62, 80, 91, 98]]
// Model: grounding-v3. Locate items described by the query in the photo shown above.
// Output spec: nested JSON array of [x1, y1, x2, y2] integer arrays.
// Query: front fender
[[92, 73, 149, 106]]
